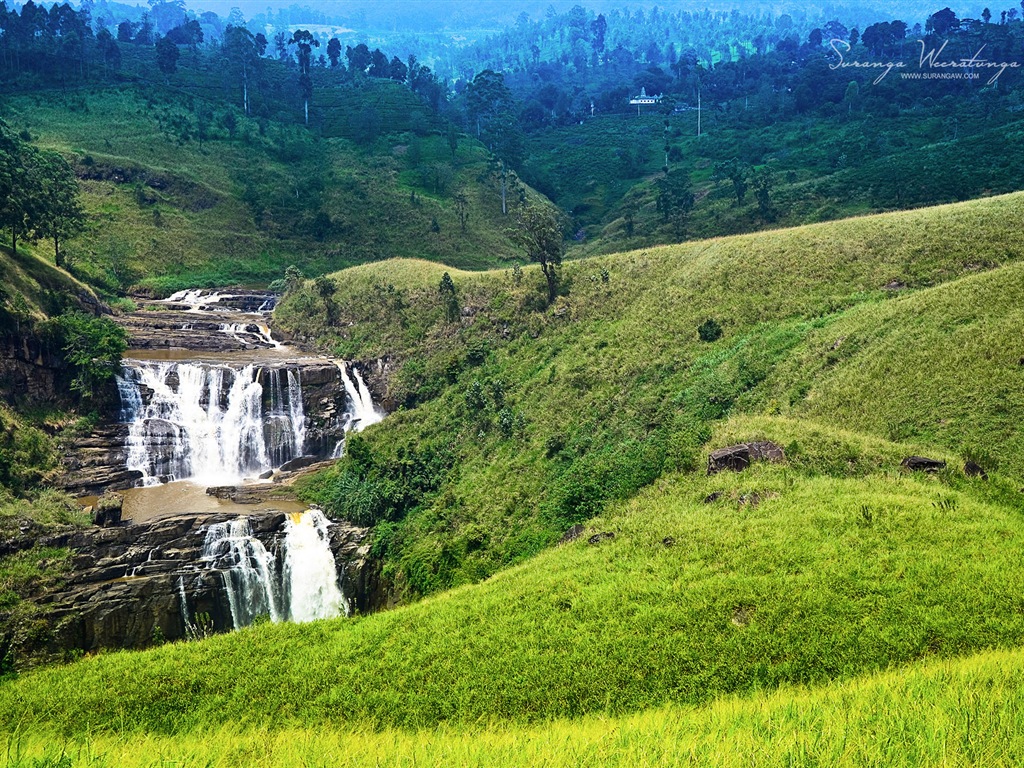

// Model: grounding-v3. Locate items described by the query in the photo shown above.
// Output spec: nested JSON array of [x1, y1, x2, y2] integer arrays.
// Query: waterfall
[[202, 518, 284, 627], [283, 510, 349, 621], [337, 362, 383, 432], [116, 361, 306, 485], [201, 510, 348, 630], [332, 362, 383, 458]]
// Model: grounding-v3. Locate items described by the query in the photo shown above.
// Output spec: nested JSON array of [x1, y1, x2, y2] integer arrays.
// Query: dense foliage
[[0, 119, 83, 262]]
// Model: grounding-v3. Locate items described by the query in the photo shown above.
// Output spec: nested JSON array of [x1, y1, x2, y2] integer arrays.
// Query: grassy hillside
[[525, 106, 1024, 257], [3, 418, 1024, 751], [0, 244, 101, 322], [2, 85, 533, 293], [274, 192, 1024, 598], [4, 194, 1024, 763], [9, 652, 1024, 766]]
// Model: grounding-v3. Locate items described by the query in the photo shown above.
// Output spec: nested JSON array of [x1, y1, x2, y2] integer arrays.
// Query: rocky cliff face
[[1, 511, 383, 668], [0, 332, 63, 405]]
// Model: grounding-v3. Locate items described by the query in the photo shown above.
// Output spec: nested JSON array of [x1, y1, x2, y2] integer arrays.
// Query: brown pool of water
[[109, 480, 308, 523]]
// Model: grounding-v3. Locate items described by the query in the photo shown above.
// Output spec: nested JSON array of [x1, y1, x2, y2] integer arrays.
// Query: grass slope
[[3, 418, 1024, 747], [3, 86, 531, 293], [275, 191, 1024, 597], [9, 648, 1024, 766]]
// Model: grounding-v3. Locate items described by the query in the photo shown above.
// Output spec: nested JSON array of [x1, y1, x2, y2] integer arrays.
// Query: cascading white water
[[332, 362, 384, 458], [264, 367, 306, 468], [200, 510, 348, 629], [116, 361, 306, 485], [202, 517, 284, 627], [283, 509, 349, 621]]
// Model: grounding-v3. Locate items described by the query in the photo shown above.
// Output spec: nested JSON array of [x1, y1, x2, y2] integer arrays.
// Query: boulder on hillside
[[559, 524, 585, 544], [964, 461, 988, 480], [901, 456, 946, 473], [707, 441, 785, 475]]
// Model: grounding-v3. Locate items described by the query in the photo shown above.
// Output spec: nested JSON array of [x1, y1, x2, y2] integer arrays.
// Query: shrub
[[698, 318, 723, 342]]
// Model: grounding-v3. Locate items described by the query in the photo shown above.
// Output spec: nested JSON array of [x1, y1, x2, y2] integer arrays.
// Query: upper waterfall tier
[[117, 361, 308, 486]]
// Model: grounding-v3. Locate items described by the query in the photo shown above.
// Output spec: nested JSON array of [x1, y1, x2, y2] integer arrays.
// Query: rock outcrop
[[707, 441, 785, 474], [1, 511, 383, 668], [901, 456, 947, 473]]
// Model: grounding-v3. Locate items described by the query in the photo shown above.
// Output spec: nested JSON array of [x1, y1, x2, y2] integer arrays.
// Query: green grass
[[761, 261, 1024, 471], [2, 417, 1024, 744], [8, 647, 1024, 766], [2, 86, 533, 293], [274, 191, 1024, 598]]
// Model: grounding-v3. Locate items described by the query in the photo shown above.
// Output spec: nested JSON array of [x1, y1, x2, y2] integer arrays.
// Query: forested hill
[[0, 3, 550, 294], [5, 1, 1024, 286]]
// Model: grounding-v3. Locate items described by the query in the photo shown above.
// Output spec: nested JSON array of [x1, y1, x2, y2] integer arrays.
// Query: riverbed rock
[[1, 510, 383, 669], [92, 493, 123, 527]]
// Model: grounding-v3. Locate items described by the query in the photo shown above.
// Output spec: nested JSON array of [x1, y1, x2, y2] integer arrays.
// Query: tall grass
[[3, 420, 1024, 738]]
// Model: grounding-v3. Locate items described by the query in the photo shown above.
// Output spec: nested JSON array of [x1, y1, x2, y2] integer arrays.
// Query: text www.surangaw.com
[[901, 71, 981, 80]]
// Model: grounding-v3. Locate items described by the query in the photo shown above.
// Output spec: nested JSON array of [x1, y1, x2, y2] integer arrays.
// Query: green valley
[[2, 1, 1024, 765]]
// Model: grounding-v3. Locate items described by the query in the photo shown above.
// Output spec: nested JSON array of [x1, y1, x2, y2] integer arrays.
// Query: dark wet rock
[[587, 532, 615, 545], [902, 456, 947, 473], [560, 524, 585, 544], [708, 441, 785, 475], [2, 511, 384, 669], [205, 485, 298, 505], [278, 455, 323, 473], [964, 461, 988, 480], [92, 493, 123, 528]]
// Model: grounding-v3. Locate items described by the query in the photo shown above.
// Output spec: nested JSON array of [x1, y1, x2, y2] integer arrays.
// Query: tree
[[346, 42, 371, 73], [326, 37, 341, 67], [289, 29, 319, 124], [438, 272, 459, 322], [389, 55, 407, 82], [223, 25, 257, 114], [751, 167, 777, 221], [713, 159, 750, 205], [313, 275, 337, 325], [926, 8, 960, 36], [515, 205, 563, 303], [0, 121, 39, 254], [368, 48, 389, 77], [52, 311, 127, 399], [96, 28, 120, 76], [155, 35, 178, 77], [468, 71, 522, 215], [34, 151, 84, 267], [453, 190, 469, 232]]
